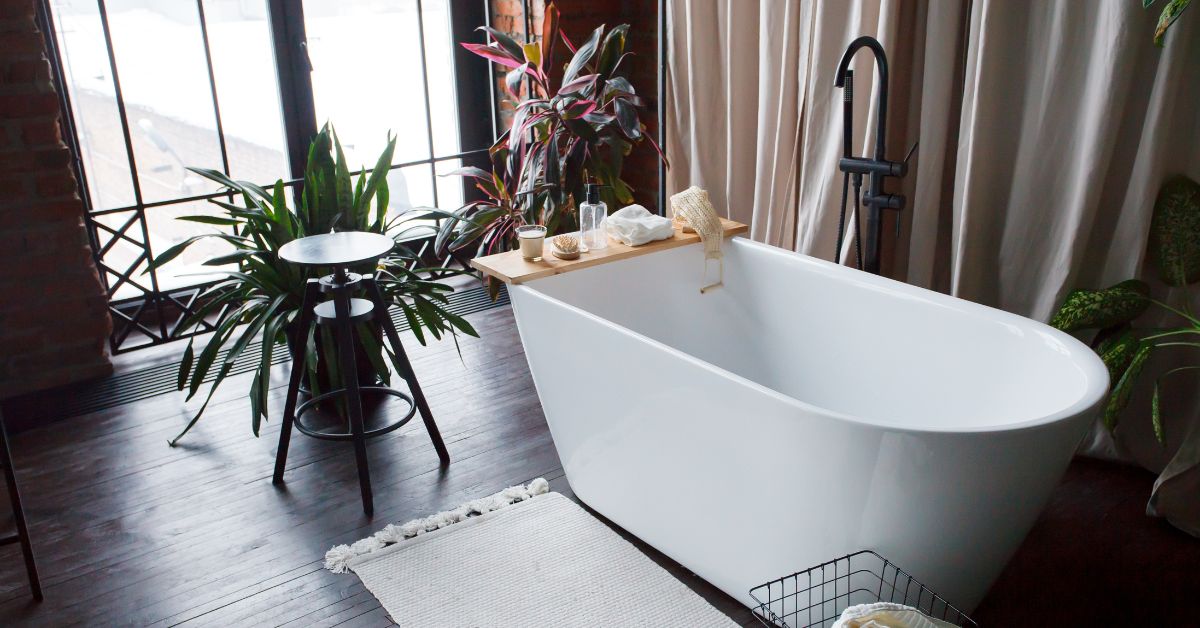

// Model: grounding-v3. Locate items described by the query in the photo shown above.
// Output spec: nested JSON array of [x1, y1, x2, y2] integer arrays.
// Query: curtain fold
[[667, 0, 1200, 535]]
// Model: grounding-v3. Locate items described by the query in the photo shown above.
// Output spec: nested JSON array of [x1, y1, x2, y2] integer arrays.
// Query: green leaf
[[1154, 0, 1192, 46], [203, 250, 259, 266], [597, 24, 628, 77], [562, 25, 604, 86], [354, 134, 396, 221], [399, 302, 425, 345], [1049, 280, 1151, 332], [476, 26, 525, 61], [1104, 343, 1152, 431], [1148, 175, 1200, 286], [1097, 328, 1138, 384], [1151, 382, 1164, 445], [177, 341, 194, 391], [177, 215, 241, 226], [357, 324, 392, 387], [1145, 0, 1158, 8]]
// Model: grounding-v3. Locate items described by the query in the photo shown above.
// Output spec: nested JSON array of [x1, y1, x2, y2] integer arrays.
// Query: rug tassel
[[325, 478, 551, 574]]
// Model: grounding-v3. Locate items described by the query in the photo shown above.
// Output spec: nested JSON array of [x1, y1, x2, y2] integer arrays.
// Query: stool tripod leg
[[274, 279, 320, 484], [364, 278, 450, 465], [0, 409, 41, 601], [334, 289, 374, 516]]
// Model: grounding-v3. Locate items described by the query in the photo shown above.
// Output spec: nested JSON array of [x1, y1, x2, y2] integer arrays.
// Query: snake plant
[[148, 123, 478, 446], [1050, 175, 1200, 443]]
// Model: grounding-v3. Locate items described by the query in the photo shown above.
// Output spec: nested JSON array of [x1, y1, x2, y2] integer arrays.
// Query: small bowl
[[552, 247, 580, 260]]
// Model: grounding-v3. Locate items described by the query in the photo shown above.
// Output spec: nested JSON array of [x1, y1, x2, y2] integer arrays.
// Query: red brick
[[34, 170, 75, 197], [19, 116, 59, 146], [0, 92, 57, 118], [0, 16, 35, 35], [4, 58, 50, 85], [0, 0, 110, 396], [0, 172, 24, 196], [0, 1, 34, 21], [0, 31, 43, 56]]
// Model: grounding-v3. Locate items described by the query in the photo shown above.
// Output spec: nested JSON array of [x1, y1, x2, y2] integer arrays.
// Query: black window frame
[[38, 0, 497, 353]]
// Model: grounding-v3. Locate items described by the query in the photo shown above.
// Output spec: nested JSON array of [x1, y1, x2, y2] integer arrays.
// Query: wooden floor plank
[[0, 302, 1194, 626]]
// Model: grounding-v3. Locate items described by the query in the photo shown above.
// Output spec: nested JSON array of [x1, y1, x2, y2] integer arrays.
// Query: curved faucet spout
[[835, 36, 888, 161]]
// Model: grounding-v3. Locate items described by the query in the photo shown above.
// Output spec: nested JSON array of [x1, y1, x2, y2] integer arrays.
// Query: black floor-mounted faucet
[[834, 36, 912, 275]]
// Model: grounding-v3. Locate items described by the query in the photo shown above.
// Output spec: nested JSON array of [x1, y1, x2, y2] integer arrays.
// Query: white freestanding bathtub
[[507, 237, 1108, 613]]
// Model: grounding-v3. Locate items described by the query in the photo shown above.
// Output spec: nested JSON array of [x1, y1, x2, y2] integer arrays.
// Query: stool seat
[[314, 298, 375, 324], [278, 232, 394, 267]]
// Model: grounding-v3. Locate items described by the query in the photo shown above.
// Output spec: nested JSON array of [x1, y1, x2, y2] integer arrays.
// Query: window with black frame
[[40, 0, 495, 352]]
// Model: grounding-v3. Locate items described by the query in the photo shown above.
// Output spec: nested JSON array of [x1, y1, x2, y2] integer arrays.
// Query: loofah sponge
[[670, 186, 725, 292]]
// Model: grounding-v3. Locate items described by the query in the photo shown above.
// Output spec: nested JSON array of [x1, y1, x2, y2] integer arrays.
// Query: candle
[[516, 225, 547, 261]]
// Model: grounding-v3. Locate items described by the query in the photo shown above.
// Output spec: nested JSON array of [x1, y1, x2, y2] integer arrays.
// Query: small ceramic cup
[[516, 225, 547, 261]]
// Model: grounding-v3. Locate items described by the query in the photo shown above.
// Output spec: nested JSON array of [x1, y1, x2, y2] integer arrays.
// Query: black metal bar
[[88, 149, 490, 217], [329, 286, 373, 516], [36, 1, 101, 266], [97, 0, 169, 341], [195, 0, 231, 179], [414, 0, 440, 209], [657, 0, 667, 216], [0, 408, 42, 601], [365, 277, 449, 464], [268, 0, 318, 182], [450, 0, 493, 207], [273, 278, 318, 484], [481, 0, 499, 141]]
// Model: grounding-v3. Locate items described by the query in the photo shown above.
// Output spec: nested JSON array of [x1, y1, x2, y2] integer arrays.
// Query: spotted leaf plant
[[1050, 175, 1200, 443]]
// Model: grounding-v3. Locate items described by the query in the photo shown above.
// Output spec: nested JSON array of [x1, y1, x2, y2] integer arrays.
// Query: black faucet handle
[[839, 156, 907, 177]]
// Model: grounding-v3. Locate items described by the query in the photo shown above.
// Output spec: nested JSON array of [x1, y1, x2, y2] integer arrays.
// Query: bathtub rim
[[511, 238, 1110, 435]]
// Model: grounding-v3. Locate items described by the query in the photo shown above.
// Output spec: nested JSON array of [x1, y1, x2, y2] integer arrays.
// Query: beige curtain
[[667, 0, 1200, 534]]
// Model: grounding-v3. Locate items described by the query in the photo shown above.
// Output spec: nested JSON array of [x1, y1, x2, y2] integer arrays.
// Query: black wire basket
[[749, 550, 978, 628]]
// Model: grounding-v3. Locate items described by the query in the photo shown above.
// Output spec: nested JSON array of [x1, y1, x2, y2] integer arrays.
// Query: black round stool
[[273, 232, 450, 516]]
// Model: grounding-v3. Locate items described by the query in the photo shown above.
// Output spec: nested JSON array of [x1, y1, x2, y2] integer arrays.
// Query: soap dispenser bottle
[[579, 183, 608, 251]]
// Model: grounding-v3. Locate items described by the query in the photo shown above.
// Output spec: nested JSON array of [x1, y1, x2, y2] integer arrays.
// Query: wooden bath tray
[[470, 218, 748, 285]]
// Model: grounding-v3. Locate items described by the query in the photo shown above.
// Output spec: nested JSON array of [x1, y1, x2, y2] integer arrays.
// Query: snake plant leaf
[[177, 341, 194, 391], [1104, 342, 1153, 431], [1149, 175, 1200, 286], [1049, 279, 1151, 332], [1154, 0, 1192, 46], [1097, 328, 1138, 384], [177, 215, 240, 226], [1146, 0, 1157, 7]]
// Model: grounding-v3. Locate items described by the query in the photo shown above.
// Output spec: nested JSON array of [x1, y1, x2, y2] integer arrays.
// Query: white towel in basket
[[832, 602, 959, 628]]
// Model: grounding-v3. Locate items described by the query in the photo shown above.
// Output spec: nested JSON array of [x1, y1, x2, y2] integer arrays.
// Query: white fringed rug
[[325, 481, 736, 627]]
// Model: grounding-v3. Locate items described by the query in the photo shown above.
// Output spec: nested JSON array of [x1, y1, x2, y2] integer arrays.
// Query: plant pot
[[286, 318, 384, 399]]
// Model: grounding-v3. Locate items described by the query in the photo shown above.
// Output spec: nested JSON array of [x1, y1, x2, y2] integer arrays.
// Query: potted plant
[[149, 123, 478, 446], [437, 2, 664, 298], [1049, 175, 1200, 443]]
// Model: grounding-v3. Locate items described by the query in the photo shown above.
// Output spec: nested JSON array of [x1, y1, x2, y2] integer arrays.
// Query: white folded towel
[[831, 602, 959, 628], [605, 204, 674, 246]]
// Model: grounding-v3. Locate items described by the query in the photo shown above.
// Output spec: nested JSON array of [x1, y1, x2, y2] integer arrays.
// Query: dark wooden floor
[[0, 303, 1195, 626]]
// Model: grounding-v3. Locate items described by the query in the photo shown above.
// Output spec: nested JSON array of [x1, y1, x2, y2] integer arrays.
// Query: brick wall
[[488, 0, 661, 210], [0, 0, 112, 398]]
